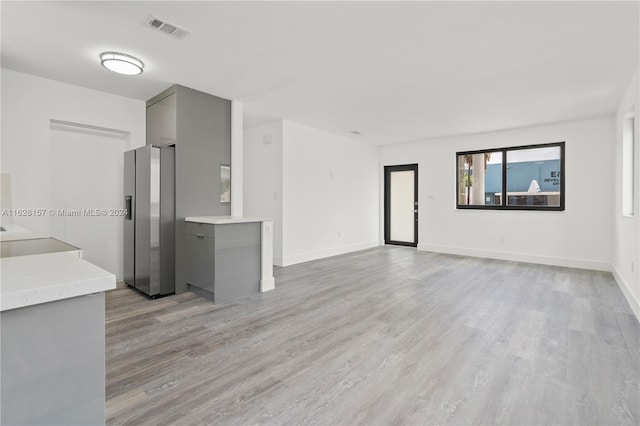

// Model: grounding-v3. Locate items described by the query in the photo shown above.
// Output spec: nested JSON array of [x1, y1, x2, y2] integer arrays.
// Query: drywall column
[[243, 121, 284, 265], [231, 100, 243, 216], [471, 153, 486, 204], [261, 221, 275, 291], [613, 67, 639, 319]]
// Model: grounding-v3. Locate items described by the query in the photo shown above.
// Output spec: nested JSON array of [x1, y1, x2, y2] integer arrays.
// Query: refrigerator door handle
[[125, 196, 132, 220]]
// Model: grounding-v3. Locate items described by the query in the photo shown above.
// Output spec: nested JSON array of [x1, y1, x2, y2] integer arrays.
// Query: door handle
[[125, 196, 132, 220], [196, 234, 205, 239]]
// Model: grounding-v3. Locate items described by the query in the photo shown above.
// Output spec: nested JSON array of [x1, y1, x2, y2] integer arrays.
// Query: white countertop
[[185, 216, 270, 225], [1, 251, 116, 312], [0, 222, 45, 241]]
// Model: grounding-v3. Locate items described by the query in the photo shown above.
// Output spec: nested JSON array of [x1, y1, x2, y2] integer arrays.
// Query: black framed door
[[384, 164, 418, 247]]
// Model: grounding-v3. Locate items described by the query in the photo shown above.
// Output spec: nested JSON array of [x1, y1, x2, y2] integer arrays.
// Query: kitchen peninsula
[[185, 216, 274, 303], [0, 239, 115, 425]]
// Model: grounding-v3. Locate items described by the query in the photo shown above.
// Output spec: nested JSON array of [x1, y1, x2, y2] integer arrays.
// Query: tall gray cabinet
[[146, 85, 231, 294]]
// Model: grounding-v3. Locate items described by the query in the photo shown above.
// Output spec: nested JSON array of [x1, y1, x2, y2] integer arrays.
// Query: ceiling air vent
[[146, 16, 191, 40]]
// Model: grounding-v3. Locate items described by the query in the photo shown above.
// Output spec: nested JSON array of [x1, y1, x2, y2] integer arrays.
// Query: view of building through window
[[457, 143, 564, 210], [506, 146, 561, 207], [457, 151, 501, 206]]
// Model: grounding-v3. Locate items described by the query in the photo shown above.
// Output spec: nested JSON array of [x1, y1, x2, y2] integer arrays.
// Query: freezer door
[[123, 149, 135, 287]]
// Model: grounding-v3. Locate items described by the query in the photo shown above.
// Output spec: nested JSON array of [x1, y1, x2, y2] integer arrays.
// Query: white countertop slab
[[1, 251, 116, 312], [0, 222, 45, 241], [1, 238, 81, 258], [185, 216, 270, 225]]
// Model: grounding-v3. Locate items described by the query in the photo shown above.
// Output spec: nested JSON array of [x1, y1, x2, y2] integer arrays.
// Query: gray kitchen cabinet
[[146, 91, 177, 146], [1, 292, 105, 426], [187, 226, 215, 294], [186, 222, 261, 303]]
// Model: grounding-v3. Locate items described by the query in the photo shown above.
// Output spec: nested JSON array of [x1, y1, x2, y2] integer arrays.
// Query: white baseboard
[[418, 243, 611, 272], [260, 277, 275, 292], [281, 240, 380, 267], [612, 266, 640, 321]]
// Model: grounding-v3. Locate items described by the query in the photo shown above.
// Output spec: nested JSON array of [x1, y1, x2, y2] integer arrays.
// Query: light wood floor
[[106, 246, 639, 425]]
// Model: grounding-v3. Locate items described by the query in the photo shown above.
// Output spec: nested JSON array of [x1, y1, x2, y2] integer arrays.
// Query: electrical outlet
[[499, 235, 504, 243], [632, 262, 635, 273], [338, 231, 341, 238]]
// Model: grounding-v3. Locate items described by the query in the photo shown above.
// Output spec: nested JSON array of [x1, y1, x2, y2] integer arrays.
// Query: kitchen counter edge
[[1, 251, 116, 312], [185, 216, 271, 225]]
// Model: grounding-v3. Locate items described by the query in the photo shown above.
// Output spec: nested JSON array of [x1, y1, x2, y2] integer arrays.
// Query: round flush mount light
[[100, 52, 144, 75]]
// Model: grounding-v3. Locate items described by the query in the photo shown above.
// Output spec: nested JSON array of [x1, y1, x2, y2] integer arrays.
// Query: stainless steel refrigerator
[[123, 145, 175, 297]]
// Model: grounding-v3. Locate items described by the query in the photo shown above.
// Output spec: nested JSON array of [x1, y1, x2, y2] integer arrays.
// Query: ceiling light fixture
[[350, 130, 361, 135], [100, 52, 144, 75]]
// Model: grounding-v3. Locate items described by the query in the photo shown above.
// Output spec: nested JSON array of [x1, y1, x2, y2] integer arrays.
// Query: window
[[622, 112, 635, 216], [456, 142, 565, 211]]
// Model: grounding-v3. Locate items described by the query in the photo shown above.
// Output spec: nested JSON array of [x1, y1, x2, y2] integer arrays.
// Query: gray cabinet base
[[189, 283, 215, 302], [1, 293, 105, 426], [186, 222, 260, 303]]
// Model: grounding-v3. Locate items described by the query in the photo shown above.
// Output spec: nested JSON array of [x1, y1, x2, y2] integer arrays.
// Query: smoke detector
[[146, 16, 191, 40]]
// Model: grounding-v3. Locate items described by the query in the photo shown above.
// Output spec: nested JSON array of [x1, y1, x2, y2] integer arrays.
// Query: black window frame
[[456, 141, 565, 211]]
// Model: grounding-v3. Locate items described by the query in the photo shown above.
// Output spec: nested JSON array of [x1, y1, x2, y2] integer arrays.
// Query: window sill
[[456, 206, 565, 212]]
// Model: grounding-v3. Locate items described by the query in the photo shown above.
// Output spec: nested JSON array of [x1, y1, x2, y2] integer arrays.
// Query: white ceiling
[[2, 1, 638, 145]]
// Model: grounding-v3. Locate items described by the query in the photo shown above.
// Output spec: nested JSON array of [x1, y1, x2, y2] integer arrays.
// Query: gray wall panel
[[149, 147, 161, 296], [174, 86, 231, 294], [160, 146, 175, 295]]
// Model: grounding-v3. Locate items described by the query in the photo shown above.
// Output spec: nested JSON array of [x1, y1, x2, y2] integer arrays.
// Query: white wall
[[1, 69, 145, 278], [244, 119, 380, 266], [243, 120, 284, 263], [49, 124, 128, 280], [231, 100, 244, 216], [613, 67, 639, 318], [282, 120, 379, 265], [379, 116, 614, 271]]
